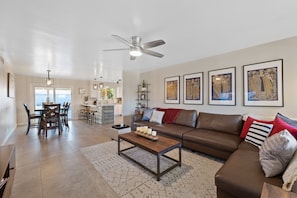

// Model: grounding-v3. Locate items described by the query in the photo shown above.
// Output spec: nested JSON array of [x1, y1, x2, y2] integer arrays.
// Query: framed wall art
[[7, 73, 15, 98], [209, 67, 236, 105], [243, 59, 283, 107], [164, 76, 180, 104], [183, 72, 203, 104]]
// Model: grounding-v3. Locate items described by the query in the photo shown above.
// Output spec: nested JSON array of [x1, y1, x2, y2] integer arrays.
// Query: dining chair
[[38, 104, 62, 138], [60, 102, 70, 128], [23, 104, 41, 135]]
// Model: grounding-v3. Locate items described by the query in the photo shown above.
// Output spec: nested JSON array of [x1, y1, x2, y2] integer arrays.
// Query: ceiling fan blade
[[112, 35, 133, 47], [103, 48, 130, 52], [142, 49, 164, 58], [141, 40, 165, 49], [130, 55, 136, 60]]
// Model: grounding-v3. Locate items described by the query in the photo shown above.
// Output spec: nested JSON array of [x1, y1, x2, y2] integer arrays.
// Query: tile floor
[[6, 118, 124, 198]]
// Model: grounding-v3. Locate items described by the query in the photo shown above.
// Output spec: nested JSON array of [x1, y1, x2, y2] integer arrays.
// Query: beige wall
[[140, 36, 297, 119], [0, 59, 16, 145], [15, 75, 89, 125]]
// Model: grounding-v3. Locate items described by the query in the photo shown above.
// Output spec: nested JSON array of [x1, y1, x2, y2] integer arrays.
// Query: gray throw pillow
[[141, 108, 153, 121], [259, 130, 297, 177]]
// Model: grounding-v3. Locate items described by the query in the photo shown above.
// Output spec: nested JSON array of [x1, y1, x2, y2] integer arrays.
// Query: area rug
[[81, 141, 223, 198]]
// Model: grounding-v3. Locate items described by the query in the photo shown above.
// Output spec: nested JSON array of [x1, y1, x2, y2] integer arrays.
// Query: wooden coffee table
[[118, 132, 181, 181]]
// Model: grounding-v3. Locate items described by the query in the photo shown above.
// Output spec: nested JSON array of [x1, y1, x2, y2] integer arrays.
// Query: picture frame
[[164, 76, 180, 104], [79, 88, 86, 95], [243, 59, 283, 107], [183, 72, 203, 104], [209, 67, 236, 105], [7, 73, 15, 98]]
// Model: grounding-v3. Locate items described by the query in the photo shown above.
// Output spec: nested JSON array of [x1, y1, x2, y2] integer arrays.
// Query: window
[[34, 87, 72, 118]]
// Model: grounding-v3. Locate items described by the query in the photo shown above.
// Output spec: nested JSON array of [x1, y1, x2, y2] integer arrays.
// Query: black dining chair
[[23, 104, 41, 135], [60, 102, 70, 128], [38, 104, 62, 138]]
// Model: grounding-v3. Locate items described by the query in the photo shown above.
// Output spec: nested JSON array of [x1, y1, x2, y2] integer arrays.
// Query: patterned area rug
[[81, 141, 223, 198]]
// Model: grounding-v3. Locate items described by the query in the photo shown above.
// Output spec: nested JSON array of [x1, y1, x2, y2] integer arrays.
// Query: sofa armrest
[[133, 114, 143, 122]]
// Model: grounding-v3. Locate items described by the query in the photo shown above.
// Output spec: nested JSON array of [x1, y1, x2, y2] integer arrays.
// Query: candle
[[152, 131, 157, 136]]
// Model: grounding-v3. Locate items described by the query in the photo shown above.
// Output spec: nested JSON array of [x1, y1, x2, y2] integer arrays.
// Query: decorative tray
[[134, 131, 158, 141]]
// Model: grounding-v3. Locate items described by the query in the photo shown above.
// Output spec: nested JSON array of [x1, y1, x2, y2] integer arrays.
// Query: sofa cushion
[[196, 112, 242, 135], [174, 109, 197, 127], [149, 110, 165, 124], [277, 112, 297, 128], [259, 130, 297, 177], [158, 108, 183, 124], [245, 121, 273, 148], [240, 116, 273, 138], [183, 129, 242, 152], [141, 108, 153, 121], [270, 117, 297, 137], [215, 146, 283, 198], [152, 123, 194, 139], [133, 120, 159, 128]]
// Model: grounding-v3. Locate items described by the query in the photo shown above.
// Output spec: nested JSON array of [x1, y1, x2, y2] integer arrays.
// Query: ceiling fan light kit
[[130, 46, 142, 57], [104, 35, 165, 60]]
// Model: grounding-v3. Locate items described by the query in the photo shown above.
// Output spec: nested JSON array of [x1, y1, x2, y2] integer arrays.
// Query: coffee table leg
[[157, 154, 160, 181], [118, 136, 120, 155], [179, 146, 182, 166]]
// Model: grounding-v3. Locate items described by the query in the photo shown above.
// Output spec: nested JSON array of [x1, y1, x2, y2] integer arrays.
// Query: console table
[[0, 144, 16, 198]]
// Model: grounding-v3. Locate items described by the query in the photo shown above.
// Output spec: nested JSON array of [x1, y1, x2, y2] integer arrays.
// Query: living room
[[1, 1, 297, 197]]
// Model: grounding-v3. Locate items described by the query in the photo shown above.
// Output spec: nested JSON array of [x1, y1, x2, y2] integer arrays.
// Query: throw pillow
[[162, 108, 182, 124], [259, 130, 297, 177], [149, 110, 165, 124], [240, 116, 273, 138], [245, 121, 273, 148], [270, 117, 297, 138], [277, 113, 297, 128], [283, 150, 297, 192], [141, 108, 153, 121]]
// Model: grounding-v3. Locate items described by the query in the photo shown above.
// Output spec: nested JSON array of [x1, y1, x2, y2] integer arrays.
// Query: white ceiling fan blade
[[112, 35, 133, 47], [103, 48, 130, 52], [142, 49, 164, 58], [141, 40, 165, 49]]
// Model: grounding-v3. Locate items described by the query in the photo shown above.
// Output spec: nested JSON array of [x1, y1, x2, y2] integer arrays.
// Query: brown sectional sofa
[[132, 108, 294, 197]]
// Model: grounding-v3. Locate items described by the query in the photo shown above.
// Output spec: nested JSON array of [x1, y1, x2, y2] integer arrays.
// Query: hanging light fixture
[[45, 69, 54, 86], [99, 82, 104, 89]]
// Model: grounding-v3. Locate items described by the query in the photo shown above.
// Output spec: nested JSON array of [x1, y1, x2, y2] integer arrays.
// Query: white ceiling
[[1, 0, 297, 83]]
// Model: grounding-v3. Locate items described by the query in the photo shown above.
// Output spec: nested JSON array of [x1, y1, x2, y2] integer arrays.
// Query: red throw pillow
[[240, 116, 273, 138], [270, 117, 297, 137]]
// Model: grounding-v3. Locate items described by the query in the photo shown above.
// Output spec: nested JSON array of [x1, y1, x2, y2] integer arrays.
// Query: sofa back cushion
[[196, 112, 243, 135], [174, 110, 197, 128]]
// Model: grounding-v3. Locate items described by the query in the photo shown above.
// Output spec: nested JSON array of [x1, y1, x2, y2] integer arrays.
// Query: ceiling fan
[[104, 35, 165, 60]]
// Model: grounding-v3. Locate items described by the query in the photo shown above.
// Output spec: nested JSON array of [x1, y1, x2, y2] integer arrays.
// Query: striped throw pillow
[[245, 121, 273, 148]]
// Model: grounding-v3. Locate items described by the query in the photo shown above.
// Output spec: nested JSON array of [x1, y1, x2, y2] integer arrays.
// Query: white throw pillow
[[283, 149, 297, 191], [259, 130, 297, 177], [245, 121, 273, 148], [149, 110, 165, 124]]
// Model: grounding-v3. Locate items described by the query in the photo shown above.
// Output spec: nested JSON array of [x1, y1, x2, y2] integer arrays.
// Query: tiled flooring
[[6, 118, 123, 198]]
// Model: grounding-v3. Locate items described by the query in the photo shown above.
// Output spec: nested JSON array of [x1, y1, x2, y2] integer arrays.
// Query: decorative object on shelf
[[209, 67, 236, 106], [243, 59, 283, 107], [141, 80, 147, 91], [165, 76, 180, 104], [183, 72, 203, 105], [7, 73, 15, 98], [45, 69, 54, 86]]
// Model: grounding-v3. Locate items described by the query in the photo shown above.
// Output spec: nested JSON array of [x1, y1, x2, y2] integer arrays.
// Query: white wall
[[15, 75, 89, 125], [140, 36, 297, 119], [0, 59, 16, 145]]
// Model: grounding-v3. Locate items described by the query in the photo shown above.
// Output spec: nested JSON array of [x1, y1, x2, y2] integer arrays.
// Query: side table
[[110, 124, 131, 141]]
